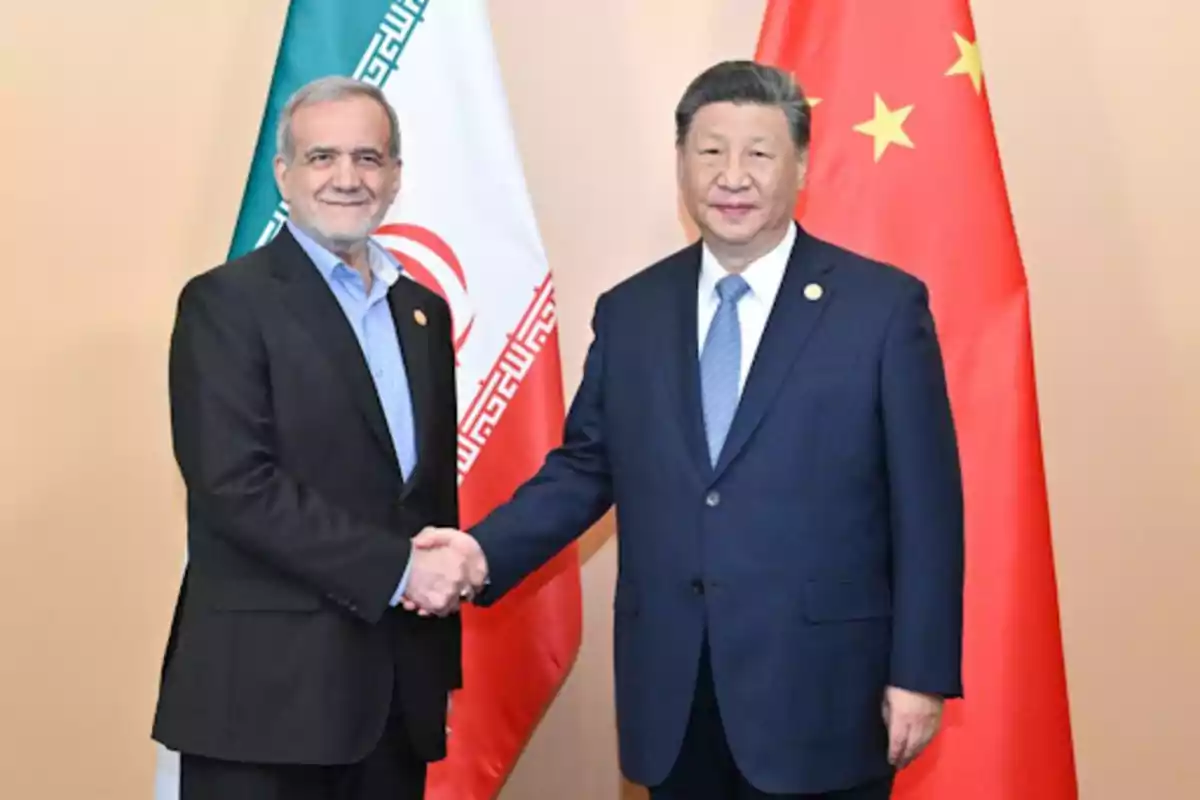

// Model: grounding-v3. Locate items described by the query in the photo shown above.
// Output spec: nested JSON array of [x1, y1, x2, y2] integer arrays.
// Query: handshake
[[400, 527, 489, 617]]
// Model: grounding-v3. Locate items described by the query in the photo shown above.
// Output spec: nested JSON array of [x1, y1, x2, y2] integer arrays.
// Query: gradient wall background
[[1, 1, 1196, 798]]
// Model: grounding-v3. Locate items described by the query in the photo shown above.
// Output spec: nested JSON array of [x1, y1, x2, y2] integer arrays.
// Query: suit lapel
[[387, 277, 434, 488], [269, 228, 399, 468], [659, 245, 713, 482], [712, 227, 835, 479]]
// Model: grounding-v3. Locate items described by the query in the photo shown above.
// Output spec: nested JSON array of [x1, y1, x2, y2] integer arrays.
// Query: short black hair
[[674, 60, 811, 151]]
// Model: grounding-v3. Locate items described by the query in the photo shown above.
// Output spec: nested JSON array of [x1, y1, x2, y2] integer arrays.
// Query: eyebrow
[[694, 133, 773, 143], [303, 146, 386, 158]]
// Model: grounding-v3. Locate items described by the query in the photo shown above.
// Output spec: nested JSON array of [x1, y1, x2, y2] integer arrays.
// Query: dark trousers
[[650, 642, 893, 800], [180, 711, 426, 800]]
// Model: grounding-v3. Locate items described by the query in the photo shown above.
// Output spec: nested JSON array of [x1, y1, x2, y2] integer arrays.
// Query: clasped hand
[[400, 527, 488, 616]]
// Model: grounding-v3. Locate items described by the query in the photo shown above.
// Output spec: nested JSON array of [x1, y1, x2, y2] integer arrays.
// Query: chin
[[706, 223, 762, 247], [313, 220, 377, 247], [700, 211, 761, 241]]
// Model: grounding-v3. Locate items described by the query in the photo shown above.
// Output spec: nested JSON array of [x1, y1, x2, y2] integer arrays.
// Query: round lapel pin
[[803, 283, 824, 301], [413, 308, 428, 326]]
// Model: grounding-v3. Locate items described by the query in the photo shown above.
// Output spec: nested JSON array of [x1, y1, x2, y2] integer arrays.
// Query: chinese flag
[[755, 1, 1078, 798]]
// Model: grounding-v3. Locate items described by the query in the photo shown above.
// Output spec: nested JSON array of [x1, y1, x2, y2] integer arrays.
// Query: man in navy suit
[[408, 61, 964, 799]]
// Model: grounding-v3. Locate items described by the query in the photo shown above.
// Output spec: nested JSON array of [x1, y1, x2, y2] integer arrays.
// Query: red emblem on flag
[[375, 222, 475, 354]]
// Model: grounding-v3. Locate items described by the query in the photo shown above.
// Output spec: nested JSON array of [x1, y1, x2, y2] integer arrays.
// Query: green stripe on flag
[[228, 0, 430, 259]]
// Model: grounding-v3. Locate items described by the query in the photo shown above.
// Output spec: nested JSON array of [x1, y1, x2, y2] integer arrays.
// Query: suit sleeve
[[880, 280, 965, 697], [168, 273, 412, 624], [470, 294, 616, 603]]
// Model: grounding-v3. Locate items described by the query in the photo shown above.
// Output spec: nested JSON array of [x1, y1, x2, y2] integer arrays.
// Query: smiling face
[[677, 100, 807, 267], [273, 94, 400, 252]]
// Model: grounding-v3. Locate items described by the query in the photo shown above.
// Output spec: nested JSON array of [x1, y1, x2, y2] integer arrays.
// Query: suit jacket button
[[691, 579, 705, 595], [705, 490, 720, 507]]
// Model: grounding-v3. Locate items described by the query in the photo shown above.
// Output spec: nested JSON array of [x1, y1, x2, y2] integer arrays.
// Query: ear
[[272, 154, 289, 201], [795, 148, 809, 192], [376, 157, 402, 210], [389, 158, 403, 197]]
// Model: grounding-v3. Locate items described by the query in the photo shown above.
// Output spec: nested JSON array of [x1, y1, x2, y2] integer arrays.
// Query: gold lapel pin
[[804, 283, 824, 301], [413, 308, 427, 326]]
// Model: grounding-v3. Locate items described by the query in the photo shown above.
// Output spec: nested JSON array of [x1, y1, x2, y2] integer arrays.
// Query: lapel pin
[[804, 282, 824, 301], [413, 308, 427, 326]]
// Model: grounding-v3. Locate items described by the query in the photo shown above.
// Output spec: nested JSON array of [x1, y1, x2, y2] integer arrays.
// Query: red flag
[[756, 2, 1077, 797]]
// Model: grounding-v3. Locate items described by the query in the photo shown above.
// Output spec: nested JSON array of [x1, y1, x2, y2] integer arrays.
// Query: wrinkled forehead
[[290, 97, 393, 152], [687, 101, 795, 143]]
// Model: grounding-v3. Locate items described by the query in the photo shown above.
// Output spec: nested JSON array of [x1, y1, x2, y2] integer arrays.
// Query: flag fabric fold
[[156, 2, 581, 798], [755, 1, 1077, 797]]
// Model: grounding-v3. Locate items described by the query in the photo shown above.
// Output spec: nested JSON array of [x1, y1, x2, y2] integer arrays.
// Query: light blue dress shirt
[[286, 221, 416, 606]]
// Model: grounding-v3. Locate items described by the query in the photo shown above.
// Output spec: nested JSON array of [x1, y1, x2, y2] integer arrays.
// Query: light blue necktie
[[700, 274, 751, 466]]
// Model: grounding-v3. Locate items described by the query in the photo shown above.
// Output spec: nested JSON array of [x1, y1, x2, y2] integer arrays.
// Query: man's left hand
[[882, 686, 943, 768]]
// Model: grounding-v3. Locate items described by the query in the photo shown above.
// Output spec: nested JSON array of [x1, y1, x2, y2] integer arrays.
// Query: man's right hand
[[401, 528, 489, 615], [402, 539, 474, 616]]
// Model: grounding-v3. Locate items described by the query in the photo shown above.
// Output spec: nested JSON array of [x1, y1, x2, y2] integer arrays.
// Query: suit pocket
[[803, 576, 891, 622], [193, 577, 323, 612]]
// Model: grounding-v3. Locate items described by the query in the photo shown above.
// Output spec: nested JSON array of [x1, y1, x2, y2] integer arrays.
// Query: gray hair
[[674, 60, 811, 151], [276, 76, 401, 163]]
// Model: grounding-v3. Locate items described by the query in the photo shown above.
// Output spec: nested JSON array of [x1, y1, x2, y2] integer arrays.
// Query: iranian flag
[[755, 1, 1077, 798], [154, 1, 581, 798]]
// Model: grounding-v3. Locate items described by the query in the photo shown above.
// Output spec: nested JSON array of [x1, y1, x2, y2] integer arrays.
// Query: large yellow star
[[945, 32, 983, 94], [852, 94, 914, 162]]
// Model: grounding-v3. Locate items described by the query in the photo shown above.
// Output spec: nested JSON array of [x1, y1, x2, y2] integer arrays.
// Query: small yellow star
[[945, 32, 983, 94], [852, 94, 915, 162], [786, 67, 820, 109]]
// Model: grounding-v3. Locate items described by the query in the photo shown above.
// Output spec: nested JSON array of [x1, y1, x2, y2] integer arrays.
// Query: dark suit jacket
[[151, 227, 461, 766], [470, 224, 964, 793]]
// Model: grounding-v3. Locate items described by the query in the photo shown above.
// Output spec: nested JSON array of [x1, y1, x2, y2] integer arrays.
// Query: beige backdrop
[[1, 1, 1197, 798]]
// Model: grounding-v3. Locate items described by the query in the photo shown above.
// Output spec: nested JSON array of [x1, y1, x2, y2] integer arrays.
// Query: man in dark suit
[[412, 61, 965, 799], [152, 76, 472, 800]]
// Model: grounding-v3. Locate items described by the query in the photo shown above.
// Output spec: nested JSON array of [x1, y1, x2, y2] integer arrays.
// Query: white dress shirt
[[697, 222, 797, 395]]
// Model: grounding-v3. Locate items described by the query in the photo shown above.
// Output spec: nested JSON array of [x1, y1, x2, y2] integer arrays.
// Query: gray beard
[[293, 212, 382, 254]]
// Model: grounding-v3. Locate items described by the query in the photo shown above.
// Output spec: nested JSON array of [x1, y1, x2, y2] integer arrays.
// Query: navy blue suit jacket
[[471, 225, 964, 793]]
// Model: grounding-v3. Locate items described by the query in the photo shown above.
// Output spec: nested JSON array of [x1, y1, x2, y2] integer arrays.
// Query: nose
[[717, 153, 751, 191], [331, 154, 361, 191]]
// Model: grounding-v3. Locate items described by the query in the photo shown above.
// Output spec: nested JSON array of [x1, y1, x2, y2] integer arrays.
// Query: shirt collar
[[286, 220, 401, 288], [699, 221, 796, 306]]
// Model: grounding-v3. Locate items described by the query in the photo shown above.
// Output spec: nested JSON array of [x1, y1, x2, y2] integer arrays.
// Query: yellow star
[[945, 32, 983, 94], [806, 97, 822, 108], [852, 94, 914, 162]]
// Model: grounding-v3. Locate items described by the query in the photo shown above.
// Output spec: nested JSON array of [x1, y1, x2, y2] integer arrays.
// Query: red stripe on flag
[[425, 282, 582, 800], [456, 276, 559, 483], [756, 1, 1077, 797]]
